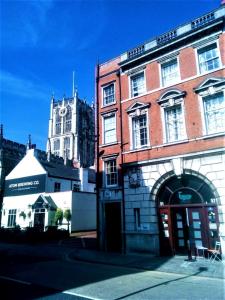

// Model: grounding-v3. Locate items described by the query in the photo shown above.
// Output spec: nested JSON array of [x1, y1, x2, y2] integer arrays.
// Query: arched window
[[53, 139, 60, 156], [64, 106, 72, 133], [64, 137, 70, 159], [157, 174, 215, 206], [55, 109, 61, 135]]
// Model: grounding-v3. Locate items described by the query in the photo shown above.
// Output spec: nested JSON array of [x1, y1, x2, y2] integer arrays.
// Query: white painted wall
[[45, 177, 80, 193], [6, 149, 46, 180], [1, 193, 44, 228], [71, 192, 96, 232], [2, 190, 96, 233]]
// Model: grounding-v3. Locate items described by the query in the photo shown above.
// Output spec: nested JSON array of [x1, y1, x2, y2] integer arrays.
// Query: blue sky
[[0, 0, 222, 150]]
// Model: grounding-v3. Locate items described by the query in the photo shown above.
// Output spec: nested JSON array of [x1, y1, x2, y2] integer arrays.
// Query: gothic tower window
[[53, 139, 60, 156], [64, 106, 72, 133], [55, 108, 62, 135], [64, 136, 70, 158]]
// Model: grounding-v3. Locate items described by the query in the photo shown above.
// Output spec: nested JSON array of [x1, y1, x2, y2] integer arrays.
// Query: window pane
[[132, 114, 148, 148], [64, 137, 70, 158], [7, 209, 17, 227], [104, 115, 116, 144], [131, 73, 145, 97], [204, 92, 225, 134], [162, 59, 179, 86], [65, 106, 72, 132], [53, 139, 60, 156], [55, 109, 62, 134], [165, 105, 185, 142], [105, 159, 117, 186], [198, 44, 220, 73], [103, 84, 115, 105]]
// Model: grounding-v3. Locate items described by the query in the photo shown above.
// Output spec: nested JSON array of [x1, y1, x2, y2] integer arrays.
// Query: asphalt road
[[0, 249, 224, 300]]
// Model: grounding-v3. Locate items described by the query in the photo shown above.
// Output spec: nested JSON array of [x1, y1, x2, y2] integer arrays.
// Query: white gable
[[6, 149, 46, 180]]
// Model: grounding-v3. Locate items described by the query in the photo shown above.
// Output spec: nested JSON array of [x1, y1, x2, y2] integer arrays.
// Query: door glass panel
[[176, 213, 182, 220], [209, 223, 217, 230], [178, 239, 185, 246], [164, 230, 169, 237], [178, 230, 184, 237], [192, 212, 200, 219], [194, 231, 202, 238], [195, 240, 203, 247], [177, 221, 183, 228], [193, 221, 201, 229]]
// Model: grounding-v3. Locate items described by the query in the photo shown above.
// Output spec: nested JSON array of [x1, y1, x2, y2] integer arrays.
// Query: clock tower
[[47, 90, 94, 168]]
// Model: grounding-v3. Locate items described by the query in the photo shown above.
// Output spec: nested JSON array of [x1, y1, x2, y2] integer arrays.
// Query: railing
[[157, 30, 177, 45], [128, 45, 145, 59], [191, 12, 215, 29]]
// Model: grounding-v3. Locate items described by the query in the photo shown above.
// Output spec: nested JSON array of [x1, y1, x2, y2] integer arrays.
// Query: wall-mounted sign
[[4, 175, 46, 197], [128, 167, 141, 188]]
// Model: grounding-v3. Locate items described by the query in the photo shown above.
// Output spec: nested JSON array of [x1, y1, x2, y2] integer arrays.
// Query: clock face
[[59, 107, 67, 117]]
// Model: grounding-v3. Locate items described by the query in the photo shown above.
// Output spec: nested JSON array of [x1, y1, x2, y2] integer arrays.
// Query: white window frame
[[196, 41, 221, 75], [129, 109, 150, 150], [102, 83, 116, 107], [7, 209, 17, 227], [104, 158, 118, 187], [161, 58, 180, 87], [102, 112, 117, 145], [158, 92, 187, 144], [129, 71, 146, 98], [200, 90, 225, 136], [163, 103, 186, 143]]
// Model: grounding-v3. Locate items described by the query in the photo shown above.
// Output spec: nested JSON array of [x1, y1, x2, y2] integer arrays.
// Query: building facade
[[0, 126, 27, 223], [96, 4, 225, 257], [2, 148, 96, 232], [47, 91, 95, 168]]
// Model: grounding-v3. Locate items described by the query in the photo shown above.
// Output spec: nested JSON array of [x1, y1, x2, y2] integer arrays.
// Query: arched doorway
[[157, 174, 219, 256]]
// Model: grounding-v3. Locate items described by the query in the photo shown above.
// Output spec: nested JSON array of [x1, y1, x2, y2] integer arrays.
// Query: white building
[[1, 148, 96, 232]]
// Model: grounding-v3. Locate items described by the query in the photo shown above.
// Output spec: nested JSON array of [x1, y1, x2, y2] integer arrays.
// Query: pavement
[[0, 236, 224, 280], [69, 248, 225, 279]]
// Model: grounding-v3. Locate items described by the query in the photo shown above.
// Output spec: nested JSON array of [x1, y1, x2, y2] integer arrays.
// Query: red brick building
[[96, 4, 225, 258]]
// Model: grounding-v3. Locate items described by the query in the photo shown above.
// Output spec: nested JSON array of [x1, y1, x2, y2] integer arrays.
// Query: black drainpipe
[[117, 69, 126, 254], [95, 63, 100, 250]]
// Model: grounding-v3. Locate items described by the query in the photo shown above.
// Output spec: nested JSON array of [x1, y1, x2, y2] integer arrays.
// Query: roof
[[40, 160, 80, 181], [33, 194, 57, 210]]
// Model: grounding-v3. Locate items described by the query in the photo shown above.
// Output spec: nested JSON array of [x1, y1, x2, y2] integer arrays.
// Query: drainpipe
[[117, 69, 126, 254], [95, 63, 100, 250]]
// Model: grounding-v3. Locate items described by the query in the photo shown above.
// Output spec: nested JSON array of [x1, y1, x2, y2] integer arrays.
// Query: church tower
[[47, 90, 95, 168]]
